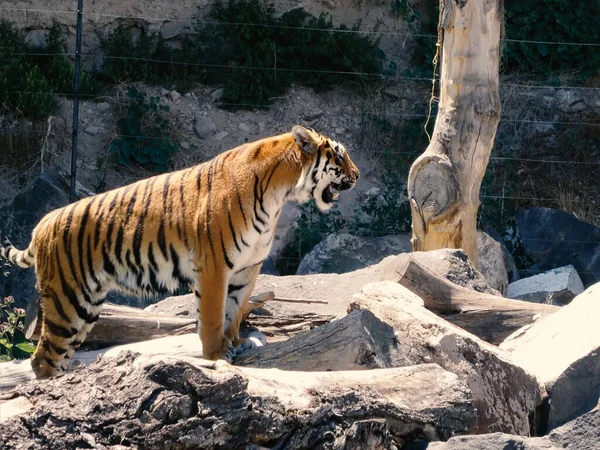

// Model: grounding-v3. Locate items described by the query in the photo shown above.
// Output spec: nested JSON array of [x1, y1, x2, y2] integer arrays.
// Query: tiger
[[0, 125, 360, 379]]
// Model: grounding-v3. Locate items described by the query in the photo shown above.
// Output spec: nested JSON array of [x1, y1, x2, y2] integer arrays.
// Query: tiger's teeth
[[333, 193, 339, 200]]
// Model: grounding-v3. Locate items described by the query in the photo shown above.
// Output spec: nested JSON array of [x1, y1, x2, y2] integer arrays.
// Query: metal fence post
[[70, 0, 84, 203]]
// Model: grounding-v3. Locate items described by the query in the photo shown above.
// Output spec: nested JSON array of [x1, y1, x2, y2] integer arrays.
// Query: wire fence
[[0, 5, 599, 282]]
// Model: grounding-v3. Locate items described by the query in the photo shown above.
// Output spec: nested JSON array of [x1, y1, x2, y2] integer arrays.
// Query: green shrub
[[201, 0, 387, 106], [0, 20, 101, 120], [0, 296, 35, 361], [110, 87, 178, 172], [504, 1, 599, 78], [99, 26, 202, 91]]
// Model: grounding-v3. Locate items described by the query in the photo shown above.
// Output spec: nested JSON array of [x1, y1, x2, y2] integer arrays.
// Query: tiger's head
[[292, 125, 360, 211]]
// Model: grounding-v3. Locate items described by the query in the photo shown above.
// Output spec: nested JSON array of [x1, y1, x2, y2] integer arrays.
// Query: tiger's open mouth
[[321, 181, 353, 204]]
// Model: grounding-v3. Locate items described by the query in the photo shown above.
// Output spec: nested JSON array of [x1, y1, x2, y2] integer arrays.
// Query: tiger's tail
[[0, 236, 35, 269]]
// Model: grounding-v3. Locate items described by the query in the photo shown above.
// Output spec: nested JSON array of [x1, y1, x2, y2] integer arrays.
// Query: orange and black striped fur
[[0, 126, 359, 378]]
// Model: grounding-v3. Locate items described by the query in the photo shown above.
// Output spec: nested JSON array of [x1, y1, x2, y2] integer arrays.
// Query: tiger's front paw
[[234, 330, 266, 357], [219, 341, 237, 364]]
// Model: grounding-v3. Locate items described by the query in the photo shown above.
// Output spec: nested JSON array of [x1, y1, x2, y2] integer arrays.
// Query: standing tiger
[[0, 125, 359, 379]]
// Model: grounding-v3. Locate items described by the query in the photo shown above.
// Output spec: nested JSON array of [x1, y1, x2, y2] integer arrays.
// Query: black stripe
[[77, 199, 95, 295], [220, 232, 234, 270], [253, 175, 268, 225], [148, 267, 161, 292], [48, 341, 68, 355], [163, 173, 174, 228], [58, 268, 98, 324], [102, 245, 116, 275], [114, 227, 124, 265], [170, 244, 185, 284], [228, 212, 241, 252], [206, 159, 217, 260], [45, 319, 77, 338], [86, 234, 100, 287], [125, 249, 139, 276], [47, 288, 70, 323], [93, 194, 109, 250], [133, 179, 155, 267], [234, 259, 265, 275], [148, 242, 159, 271], [157, 222, 169, 260], [44, 356, 59, 368], [231, 172, 248, 226], [179, 173, 189, 247], [227, 283, 246, 295]]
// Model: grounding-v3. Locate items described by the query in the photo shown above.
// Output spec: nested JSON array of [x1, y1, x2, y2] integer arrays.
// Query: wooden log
[[236, 309, 393, 370], [30, 302, 197, 348], [1, 352, 475, 446], [380, 253, 560, 344], [27, 292, 277, 349]]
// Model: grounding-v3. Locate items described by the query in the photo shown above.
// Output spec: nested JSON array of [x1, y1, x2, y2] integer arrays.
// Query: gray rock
[[501, 283, 600, 430], [96, 102, 110, 112], [425, 433, 557, 449], [507, 265, 584, 305], [425, 405, 600, 449], [84, 126, 100, 136], [259, 256, 279, 276], [296, 233, 411, 275], [214, 131, 229, 141], [160, 21, 183, 40], [238, 122, 252, 133], [352, 282, 544, 435], [194, 116, 217, 139], [24, 29, 47, 48], [296, 233, 500, 295], [477, 230, 509, 295], [482, 225, 520, 282], [0, 167, 94, 310], [169, 90, 181, 103], [514, 207, 600, 287], [302, 110, 324, 121], [210, 88, 224, 101]]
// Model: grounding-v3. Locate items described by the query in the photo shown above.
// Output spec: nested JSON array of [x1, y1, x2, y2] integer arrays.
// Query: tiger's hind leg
[[31, 289, 102, 379]]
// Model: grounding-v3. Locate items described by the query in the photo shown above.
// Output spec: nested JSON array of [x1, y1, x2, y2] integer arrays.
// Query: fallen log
[[380, 253, 560, 344], [28, 292, 277, 349], [29, 302, 197, 348], [0, 351, 475, 448]]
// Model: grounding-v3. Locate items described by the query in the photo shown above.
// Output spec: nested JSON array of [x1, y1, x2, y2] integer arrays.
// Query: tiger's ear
[[292, 125, 320, 155]]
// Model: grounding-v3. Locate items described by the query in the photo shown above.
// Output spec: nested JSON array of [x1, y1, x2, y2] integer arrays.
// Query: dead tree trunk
[[407, 0, 503, 268]]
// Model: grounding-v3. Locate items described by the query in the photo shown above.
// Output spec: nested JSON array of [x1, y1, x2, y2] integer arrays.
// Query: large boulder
[[514, 207, 600, 287], [500, 283, 600, 430], [351, 282, 545, 435], [506, 265, 585, 305], [425, 403, 600, 449], [296, 232, 510, 294], [296, 232, 411, 275], [0, 167, 94, 309], [477, 230, 509, 295]]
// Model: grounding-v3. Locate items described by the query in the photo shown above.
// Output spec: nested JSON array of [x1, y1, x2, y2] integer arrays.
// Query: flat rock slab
[[0, 352, 475, 449], [507, 265, 584, 305], [501, 282, 600, 430]]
